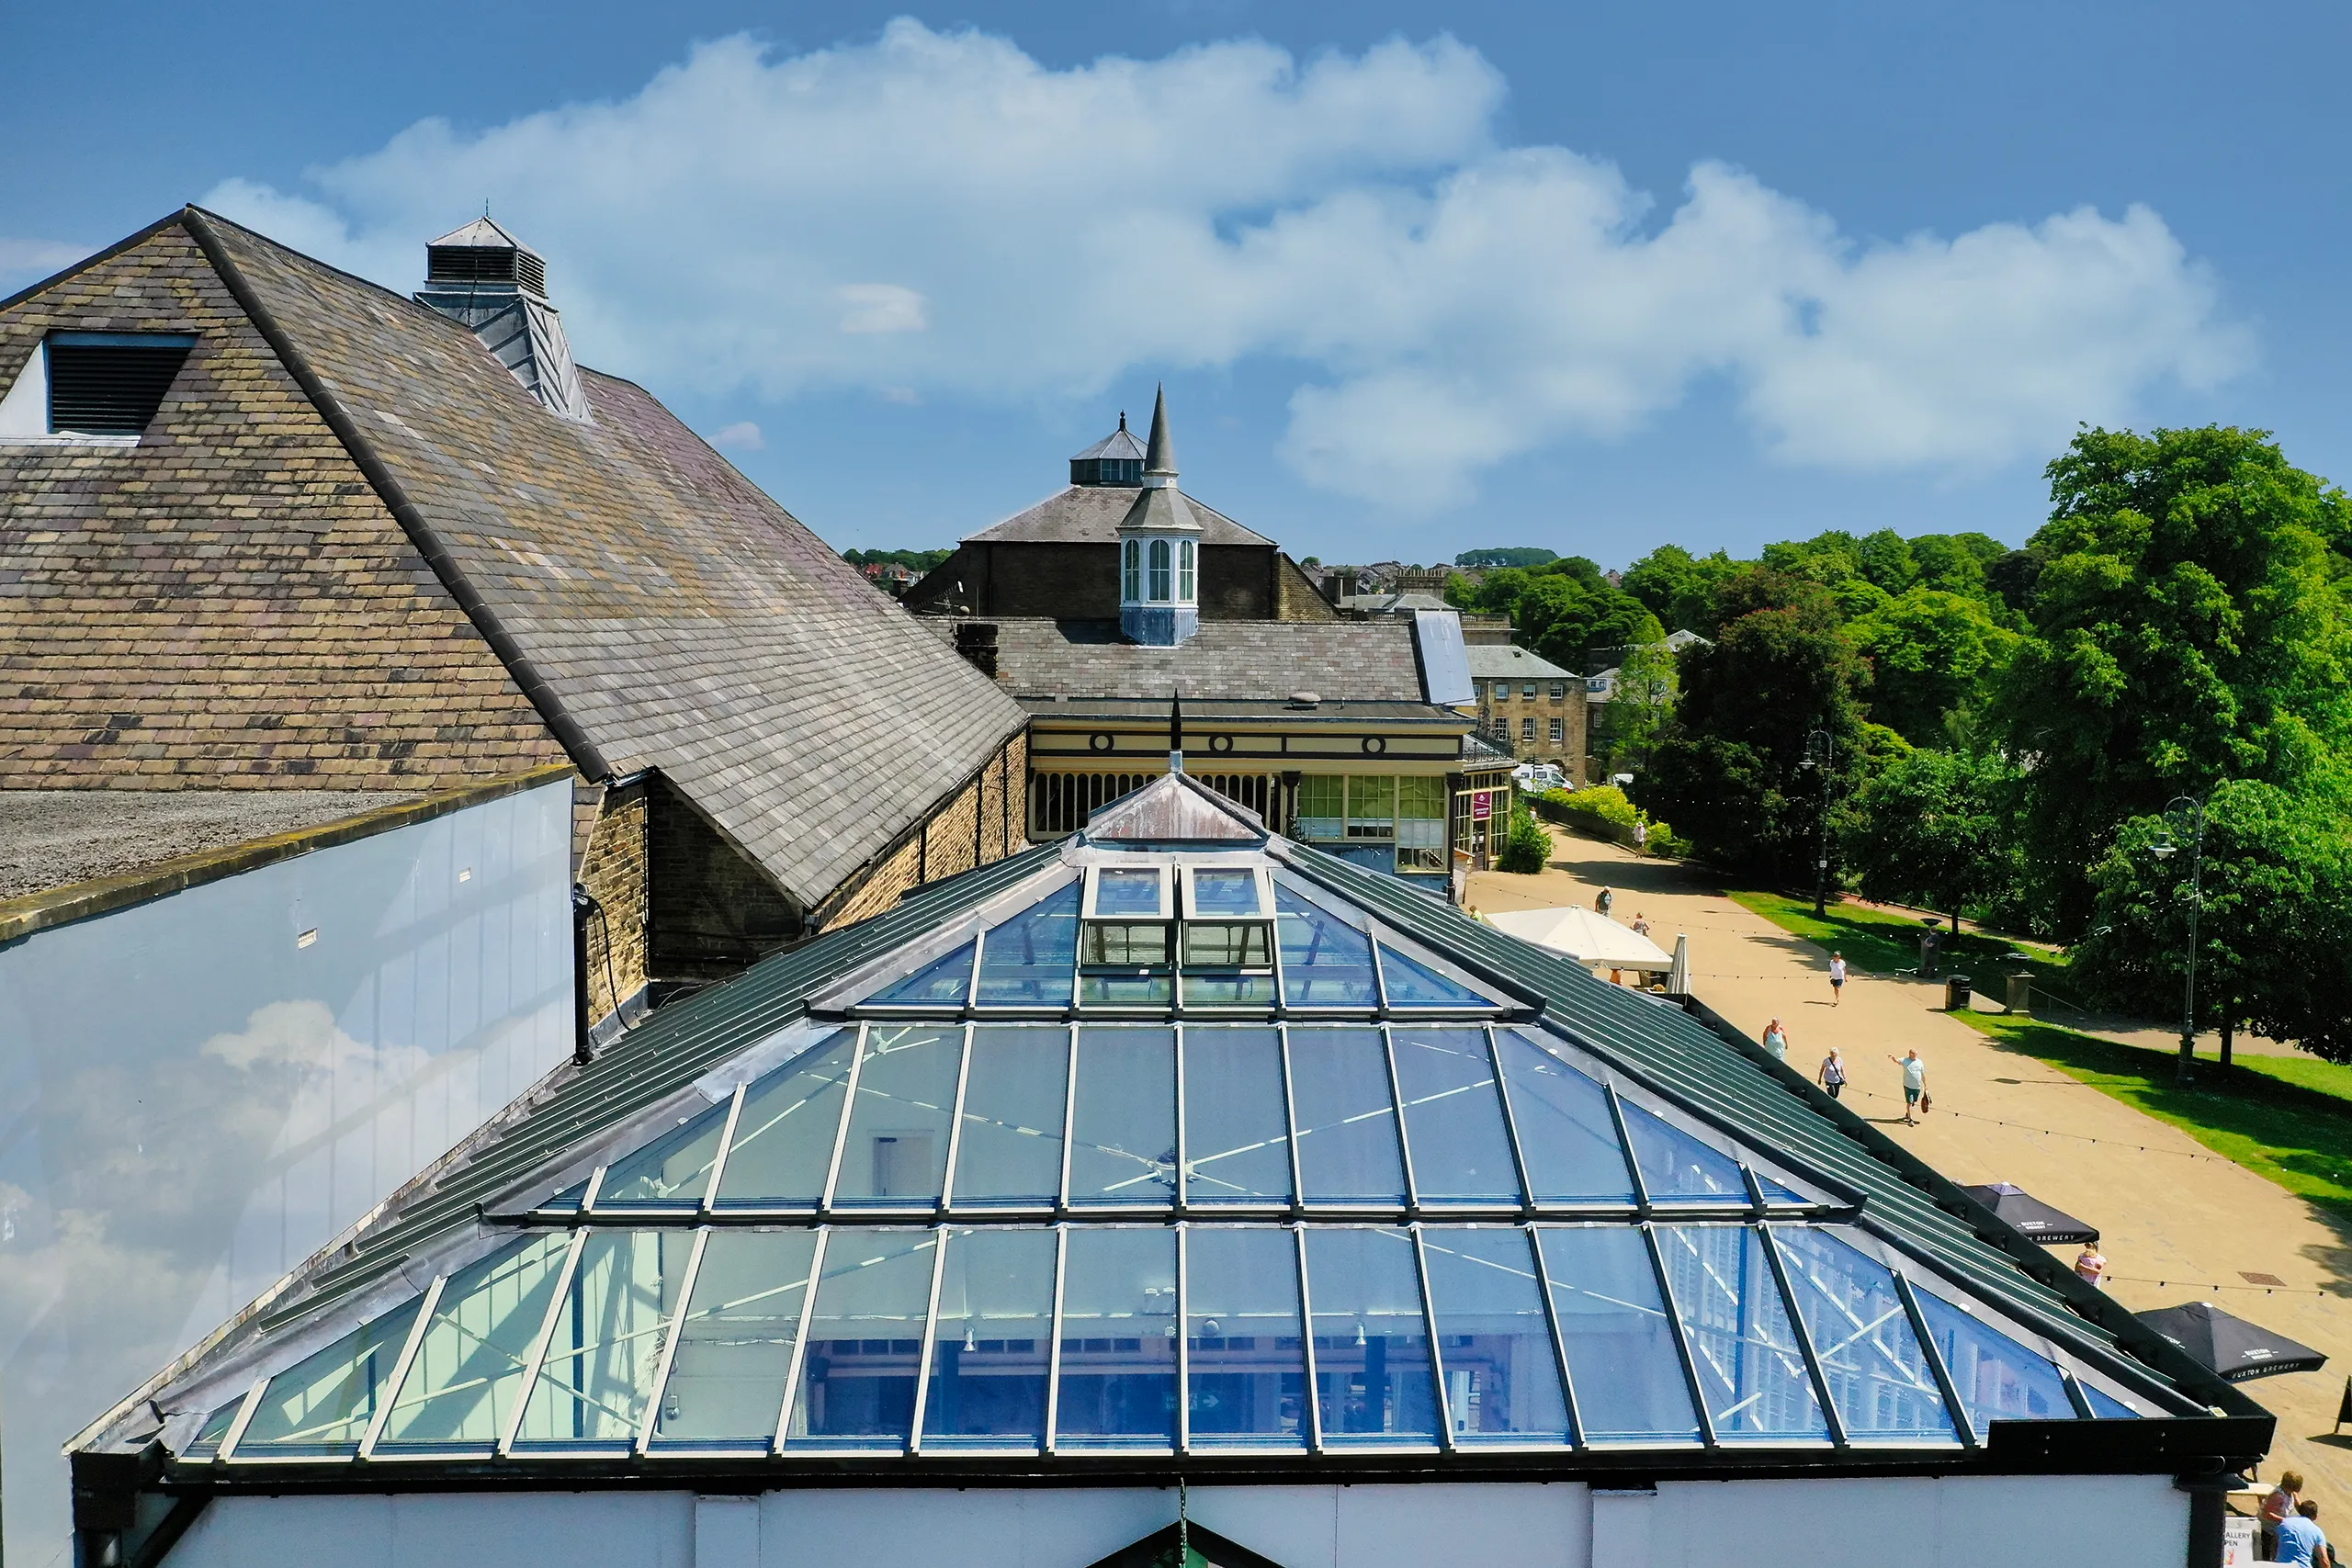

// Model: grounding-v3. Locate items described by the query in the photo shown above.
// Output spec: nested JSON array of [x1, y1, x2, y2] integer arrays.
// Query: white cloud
[[712, 419, 765, 450], [0, 236, 86, 289], [202, 20, 2248, 509]]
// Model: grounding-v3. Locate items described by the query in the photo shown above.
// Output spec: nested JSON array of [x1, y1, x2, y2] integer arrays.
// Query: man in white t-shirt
[[1886, 1049, 1927, 1124]]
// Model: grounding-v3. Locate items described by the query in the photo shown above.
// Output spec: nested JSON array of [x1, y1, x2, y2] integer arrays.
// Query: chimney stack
[[955, 621, 1001, 678]]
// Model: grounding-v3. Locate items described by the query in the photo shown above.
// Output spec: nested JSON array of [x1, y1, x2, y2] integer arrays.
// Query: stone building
[[1464, 644, 1585, 781], [0, 208, 1033, 1033], [921, 393, 1511, 895]]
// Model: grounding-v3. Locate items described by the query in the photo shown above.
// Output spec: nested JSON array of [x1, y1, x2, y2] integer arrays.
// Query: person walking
[[1633, 818, 1649, 852], [1828, 952, 1848, 1006], [2073, 1242, 2108, 1290], [1887, 1048, 1927, 1124], [1596, 886, 1615, 919], [1818, 1046, 1848, 1100], [2261, 1471, 2305, 1560], [2276, 1499, 2332, 1568], [1762, 1019, 1790, 1064], [1632, 912, 1653, 939]]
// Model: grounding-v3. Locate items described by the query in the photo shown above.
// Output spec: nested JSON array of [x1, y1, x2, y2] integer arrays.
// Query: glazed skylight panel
[[541, 1024, 1825, 1223], [200, 1220, 2150, 1466]]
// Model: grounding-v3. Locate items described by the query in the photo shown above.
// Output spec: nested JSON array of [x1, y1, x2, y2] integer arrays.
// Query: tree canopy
[[1455, 547, 1559, 569]]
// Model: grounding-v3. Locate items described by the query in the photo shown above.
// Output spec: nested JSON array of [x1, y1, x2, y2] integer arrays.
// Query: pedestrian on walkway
[[1828, 952, 1848, 1006], [1633, 818, 1649, 851], [1596, 886, 1615, 919], [1762, 1019, 1790, 1063], [2263, 1473, 2307, 1561], [1886, 1048, 1927, 1124], [1632, 911, 1653, 939], [2073, 1242, 2108, 1289], [2276, 1499, 2332, 1568], [1818, 1047, 1848, 1100]]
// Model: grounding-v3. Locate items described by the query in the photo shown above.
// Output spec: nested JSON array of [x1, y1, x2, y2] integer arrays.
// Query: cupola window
[[1148, 538, 1172, 603], [1178, 538, 1196, 602], [1122, 538, 1141, 603]]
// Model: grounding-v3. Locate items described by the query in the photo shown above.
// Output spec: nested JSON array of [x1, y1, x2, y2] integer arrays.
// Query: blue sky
[[5, 1, 2345, 565]]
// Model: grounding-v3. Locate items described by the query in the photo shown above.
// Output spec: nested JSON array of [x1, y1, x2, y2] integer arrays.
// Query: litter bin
[[1944, 975, 1972, 1012], [2006, 973, 2033, 1015]]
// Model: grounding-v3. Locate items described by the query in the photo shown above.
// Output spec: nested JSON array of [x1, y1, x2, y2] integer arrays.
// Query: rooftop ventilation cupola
[[413, 216, 591, 423], [1115, 386, 1202, 648], [1069, 411, 1147, 487]]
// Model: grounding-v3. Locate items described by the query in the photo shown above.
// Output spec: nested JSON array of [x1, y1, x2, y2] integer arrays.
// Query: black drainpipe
[[571, 885, 601, 1066]]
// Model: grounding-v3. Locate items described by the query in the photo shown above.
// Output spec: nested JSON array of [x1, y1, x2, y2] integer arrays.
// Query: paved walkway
[[1467, 827, 2352, 1498]]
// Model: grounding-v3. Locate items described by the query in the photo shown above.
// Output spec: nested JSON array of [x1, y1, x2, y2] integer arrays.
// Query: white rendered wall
[[0, 781, 574, 1565], [153, 1474, 2185, 1568]]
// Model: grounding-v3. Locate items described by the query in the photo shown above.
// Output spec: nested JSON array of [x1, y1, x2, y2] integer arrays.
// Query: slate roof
[[182, 210, 1029, 908], [1465, 644, 1575, 681], [949, 616, 1430, 702], [1086, 769, 1266, 841], [1069, 424, 1147, 463], [967, 484, 1274, 547]]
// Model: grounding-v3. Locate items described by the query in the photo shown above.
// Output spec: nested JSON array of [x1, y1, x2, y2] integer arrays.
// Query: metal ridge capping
[[0, 763, 577, 943], [177, 207, 616, 783]]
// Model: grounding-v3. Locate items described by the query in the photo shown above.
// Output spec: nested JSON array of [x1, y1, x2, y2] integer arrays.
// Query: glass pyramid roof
[[171, 800, 2186, 1472]]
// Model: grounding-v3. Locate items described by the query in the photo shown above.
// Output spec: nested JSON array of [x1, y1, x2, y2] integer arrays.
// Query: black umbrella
[[1963, 1182, 2100, 1245], [2138, 1300, 2329, 1383]]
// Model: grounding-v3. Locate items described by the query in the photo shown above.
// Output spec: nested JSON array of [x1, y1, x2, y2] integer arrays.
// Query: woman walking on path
[[1596, 886, 1616, 919], [1887, 1048, 1927, 1124], [1818, 1047, 1848, 1100], [1762, 1019, 1790, 1063], [1828, 952, 1848, 1006]]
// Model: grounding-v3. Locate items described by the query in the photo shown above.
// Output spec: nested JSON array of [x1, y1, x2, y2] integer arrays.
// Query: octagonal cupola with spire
[[1115, 386, 1203, 647]]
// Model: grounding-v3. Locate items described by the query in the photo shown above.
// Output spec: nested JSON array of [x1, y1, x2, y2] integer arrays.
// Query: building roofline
[[180, 208, 615, 782]]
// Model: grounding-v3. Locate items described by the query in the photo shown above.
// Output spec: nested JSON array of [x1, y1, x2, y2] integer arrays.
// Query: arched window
[[1123, 538, 1141, 603], [1177, 538, 1195, 603], [1148, 537, 1171, 602]]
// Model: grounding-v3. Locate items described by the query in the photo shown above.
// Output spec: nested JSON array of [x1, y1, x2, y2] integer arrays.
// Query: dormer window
[[0, 332, 197, 443]]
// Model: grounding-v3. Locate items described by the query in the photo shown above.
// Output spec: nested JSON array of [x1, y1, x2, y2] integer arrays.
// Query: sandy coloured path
[[1466, 827, 2352, 1498]]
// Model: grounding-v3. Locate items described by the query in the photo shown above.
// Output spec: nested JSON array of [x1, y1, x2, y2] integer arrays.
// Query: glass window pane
[[1056, 1227, 1179, 1446], [1276, 889, 1379, 1006], [834, 1024, 963, 1206], [950, 1027, 1068, 1206], [1287, 1028, 1407, 1203], [1774, 1229, 1956, 1442], [1495, 1033, 1635, 1203], [515, 1230, 687, 1450], [1390, 1027, 1518, 1205], [1623, 1101, 1750, 1204], [1295, 776, 1343, 840], [978, 885, 1080, 1005], [1190, 869, 1263, 916], [1397, 776, 1446, 818], [240, 1300, 423, 1456], [1656, 1225, 1828, 1441], [1304, 1227, 1437, 1440], [869, 942, 974, 1005], [2080, 1382, 2142, 1419], [1068, 1028, 1177, 1206], [1379, 945, 1491, 1007], [651, 1229, 820, 1449], [786, 1228, 938, 1449], [1093, 869, 1163, 916], [186, 1397, 243, 1460], [1535, 1227, 1700, 1443], [1182, 1028, 1293, 1205], [1083, 923, 1171, 965], [599, 1102, 729, 1208], [1348, 775, 1396, 835], [1182, 971, 1279, 1007], [1912, 1291, 2075, 1437], [1186, 1227, 1306, 1446], [922, 1227, 1056, 1448], [1182, 921, 1271, 966], [1421, 1227, 1569, 1441], [379, 1235, 572, 1450], [1079, 971, 1175, 1007], [713, 1030, 858, 1207], [1757, 1173, 1811, 1206]]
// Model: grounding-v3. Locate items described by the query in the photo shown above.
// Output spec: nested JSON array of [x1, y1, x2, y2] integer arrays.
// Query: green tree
[[1456, 547, 1558, 569], [2071, 781, 2352, 1064], [1996, 425, 2352, 930], [1637, 572, 1872, 879], [1622, 545, 1745, 635], [1849, 588, 2020, 744], [1598, 638, 1679, 773], [1857, 528, 1918, 594], [1844, 747, 2013, 934]]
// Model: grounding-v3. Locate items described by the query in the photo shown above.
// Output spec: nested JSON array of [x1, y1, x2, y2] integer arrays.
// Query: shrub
[[1530, 785, 1679, 856], [1497, 802, 1553, 874]]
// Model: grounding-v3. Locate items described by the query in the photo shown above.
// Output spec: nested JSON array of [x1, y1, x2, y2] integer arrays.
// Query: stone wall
[[821, 732, 1029, 931], [645, 774, 803, 985], [575, 778, 650, 1023], [0, 221, 569, 791]]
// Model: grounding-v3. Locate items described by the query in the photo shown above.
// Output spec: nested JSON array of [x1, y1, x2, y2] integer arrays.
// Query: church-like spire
[[1141, 383, 1176, 489]]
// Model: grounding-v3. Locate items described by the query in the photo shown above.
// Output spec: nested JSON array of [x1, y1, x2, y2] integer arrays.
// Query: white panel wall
[[0, 781, 574, 1565], [155, 1475, 2181, 1568]]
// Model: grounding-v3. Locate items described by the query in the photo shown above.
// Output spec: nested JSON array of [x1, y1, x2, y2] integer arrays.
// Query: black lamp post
[[2147, 793, 2209, 1089], [1798, 729, 1834, 917]]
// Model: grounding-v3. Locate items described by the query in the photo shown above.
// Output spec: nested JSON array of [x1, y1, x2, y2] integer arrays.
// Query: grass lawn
[[1730, 887, 2352, 1220], [1954, 1013, 2352, 1224]]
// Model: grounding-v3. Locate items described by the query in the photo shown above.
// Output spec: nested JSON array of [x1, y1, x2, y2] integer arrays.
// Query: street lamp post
[[1800, 729, 1834, 917], [2147, 793, 2209, 1089]]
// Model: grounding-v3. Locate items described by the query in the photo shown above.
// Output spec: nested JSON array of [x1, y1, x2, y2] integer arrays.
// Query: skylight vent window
[[425, 244, 547, 295], [41, 333, 196, 437]]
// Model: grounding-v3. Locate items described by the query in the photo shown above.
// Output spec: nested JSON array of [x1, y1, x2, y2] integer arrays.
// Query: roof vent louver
[[412, 217, 590, 423], [42, 333, 197, 437]]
